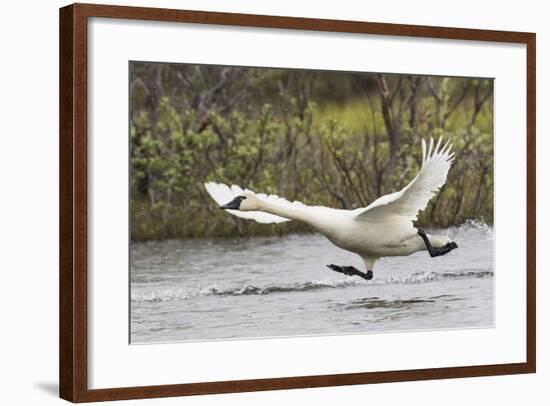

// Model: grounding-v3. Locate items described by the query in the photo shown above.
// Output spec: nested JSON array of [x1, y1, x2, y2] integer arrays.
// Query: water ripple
[[131, 268, 493, 303]]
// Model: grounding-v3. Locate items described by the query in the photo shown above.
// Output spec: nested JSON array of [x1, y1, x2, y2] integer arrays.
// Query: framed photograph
[[59, 3, 536, 402]]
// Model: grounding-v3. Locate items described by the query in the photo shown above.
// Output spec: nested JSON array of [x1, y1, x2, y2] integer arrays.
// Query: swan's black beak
[[220, 196, 245, 210]]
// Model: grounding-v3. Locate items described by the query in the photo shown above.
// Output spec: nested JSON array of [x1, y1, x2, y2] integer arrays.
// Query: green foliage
[[130, 63, 493, 240]]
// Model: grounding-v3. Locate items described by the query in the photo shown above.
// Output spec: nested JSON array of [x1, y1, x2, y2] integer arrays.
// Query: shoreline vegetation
[[130, 63, 493, 241]]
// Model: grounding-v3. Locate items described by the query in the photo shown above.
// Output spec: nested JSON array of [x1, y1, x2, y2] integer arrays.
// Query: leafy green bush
[[130, 64, 493, 240]]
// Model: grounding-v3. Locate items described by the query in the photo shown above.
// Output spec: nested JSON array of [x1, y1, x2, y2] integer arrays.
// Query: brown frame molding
[[59, 3, 536, 402]]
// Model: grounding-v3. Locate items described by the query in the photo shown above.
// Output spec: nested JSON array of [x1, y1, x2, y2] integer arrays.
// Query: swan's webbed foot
[[417, 229, 458, 258], [327, 264, 373, 280]]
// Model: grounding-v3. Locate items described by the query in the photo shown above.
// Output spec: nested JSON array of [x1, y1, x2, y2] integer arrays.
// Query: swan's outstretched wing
[[356, 138, 454, 226], [204, 182, 305, 224]]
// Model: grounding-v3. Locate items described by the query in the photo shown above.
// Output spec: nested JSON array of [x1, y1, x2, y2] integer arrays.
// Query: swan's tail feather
[[204, 182, 292, 224]]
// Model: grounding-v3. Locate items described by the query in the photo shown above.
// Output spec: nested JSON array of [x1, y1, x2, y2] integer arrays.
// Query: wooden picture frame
[[59, 3, 536, 402]]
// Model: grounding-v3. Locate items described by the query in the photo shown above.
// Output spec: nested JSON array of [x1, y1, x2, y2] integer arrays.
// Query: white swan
[[204, 137, 458, 280]]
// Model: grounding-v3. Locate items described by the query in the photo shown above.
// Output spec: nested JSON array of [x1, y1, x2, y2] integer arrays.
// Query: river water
[[130, 222, 494, 343]]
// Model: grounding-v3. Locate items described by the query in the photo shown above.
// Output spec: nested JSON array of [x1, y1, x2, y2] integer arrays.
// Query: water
[[130, 221, 494, 343]]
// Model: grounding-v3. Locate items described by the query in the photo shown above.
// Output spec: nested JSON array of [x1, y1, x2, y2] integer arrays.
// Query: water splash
[[388, 269, 493, 284], [447, 219, 493, 243]]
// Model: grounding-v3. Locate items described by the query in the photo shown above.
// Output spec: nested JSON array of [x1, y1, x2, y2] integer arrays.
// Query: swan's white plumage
[[355, 137, 454, 227], [205, 138, 453, 228], [204, 138, 455, 269], [204, 182, 307, 224]]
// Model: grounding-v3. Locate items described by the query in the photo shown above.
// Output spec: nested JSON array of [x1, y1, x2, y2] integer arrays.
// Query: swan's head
[[220, 192, 262, 211]]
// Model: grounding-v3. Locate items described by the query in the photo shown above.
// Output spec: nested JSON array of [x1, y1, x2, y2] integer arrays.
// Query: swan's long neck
[[260, 201, 314, 224]]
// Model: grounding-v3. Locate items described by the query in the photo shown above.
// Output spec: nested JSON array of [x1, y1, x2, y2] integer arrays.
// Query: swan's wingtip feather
[[421, 138, 427, 164], [203, 181, 296, 224], [442, 138, 451, 153], [435, 137, 443, 154], [427, 137, 434, 159], [204, 181, 217, 192], [420, 137, 454, 163]]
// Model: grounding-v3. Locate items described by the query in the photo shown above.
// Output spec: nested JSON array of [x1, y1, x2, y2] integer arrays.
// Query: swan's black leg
[[417, 228, 458, 257], [327, 264, 373, 280]]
